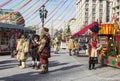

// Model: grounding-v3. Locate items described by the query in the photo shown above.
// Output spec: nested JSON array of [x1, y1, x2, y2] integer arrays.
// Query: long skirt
[[40, 56, 48, 64]]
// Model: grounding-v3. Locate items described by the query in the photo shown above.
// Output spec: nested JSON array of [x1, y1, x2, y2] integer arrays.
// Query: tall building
[[67, 18, 76, 35], [112, 0, 120, 21], [76, 0, 112, 29], [0, 9, 25, 26]]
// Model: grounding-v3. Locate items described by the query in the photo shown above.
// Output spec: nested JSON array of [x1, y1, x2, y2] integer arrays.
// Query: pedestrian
[[30, 35, 40, 69], [9, 35, 16, 58], [38, 27, 51, 74], [50, 38, 55, 48], [54, 36, 59, 54], [74, 38, 80, 56], [67, 36, 75, 56], [16, 34, 29, 69], [88, 34, 102, 70]]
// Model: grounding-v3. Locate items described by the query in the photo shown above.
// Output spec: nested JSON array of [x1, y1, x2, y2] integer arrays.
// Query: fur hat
[[40, 27, 49, 36], [42, 27, 49, 32]]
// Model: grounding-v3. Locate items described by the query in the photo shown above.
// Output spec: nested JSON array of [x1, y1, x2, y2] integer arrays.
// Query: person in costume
[[9, 35, 16, 58], [38, 27, 51, 74], [67, 36, 75, 56], [16, 34, 29, 69], [88, 33, 102, 70], [30, 35, 40, 69], [74, 38, 80, 56], [53, 36, 59, 54]]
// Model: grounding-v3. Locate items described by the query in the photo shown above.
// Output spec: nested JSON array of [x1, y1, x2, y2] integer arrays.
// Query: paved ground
[[0, 49, 120, 81]]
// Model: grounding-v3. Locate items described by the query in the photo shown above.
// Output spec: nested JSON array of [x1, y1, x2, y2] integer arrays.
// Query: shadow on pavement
[[49, 61, 69, 67], [0, 64, 17, 70], [0, 59, 18, 70], [50, 64, 83, 73], [0, 72, 41, 81], [0, 59, 17, 64], [96, 64, 108, 69]]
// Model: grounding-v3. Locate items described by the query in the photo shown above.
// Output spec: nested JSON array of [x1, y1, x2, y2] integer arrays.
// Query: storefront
[[0, 23, 35, 54]]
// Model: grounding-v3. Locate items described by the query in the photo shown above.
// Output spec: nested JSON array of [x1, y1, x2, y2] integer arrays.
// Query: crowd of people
[[9, 27, 51, 74], [8, 27, 103, 74]]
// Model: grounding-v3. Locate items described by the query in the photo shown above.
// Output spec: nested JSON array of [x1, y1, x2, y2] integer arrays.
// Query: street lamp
[[39, 5, 48, 27]]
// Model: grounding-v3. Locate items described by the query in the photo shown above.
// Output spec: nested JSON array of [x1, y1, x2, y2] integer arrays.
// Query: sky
[[1, 0, 76, 30]]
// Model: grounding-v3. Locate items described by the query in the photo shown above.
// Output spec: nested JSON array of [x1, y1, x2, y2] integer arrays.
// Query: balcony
[[113, 3, 120, 8]]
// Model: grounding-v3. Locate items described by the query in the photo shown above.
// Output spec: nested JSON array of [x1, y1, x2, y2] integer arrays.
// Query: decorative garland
[[12, 0, 42, 23], [0, 0, 12, 8], [0, 0, 32, 21], [26, 0, 53, 24]]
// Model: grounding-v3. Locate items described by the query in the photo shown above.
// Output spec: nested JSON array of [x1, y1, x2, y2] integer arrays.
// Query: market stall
[[0, 23, 35, 54], [99, 23, 120, 68]]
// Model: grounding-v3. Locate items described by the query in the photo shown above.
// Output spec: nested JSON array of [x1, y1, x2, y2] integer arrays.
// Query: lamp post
[[39, 5, 48, 27]]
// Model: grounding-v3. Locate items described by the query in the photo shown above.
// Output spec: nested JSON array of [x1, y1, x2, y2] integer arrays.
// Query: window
[[1, 32, 9, 45]]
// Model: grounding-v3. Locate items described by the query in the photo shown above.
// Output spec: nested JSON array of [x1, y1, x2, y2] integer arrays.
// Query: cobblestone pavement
[[0, 49, 120, 81]]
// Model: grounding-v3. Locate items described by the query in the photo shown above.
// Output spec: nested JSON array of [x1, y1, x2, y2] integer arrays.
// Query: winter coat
[[90, 41, 102, 57], [53, 37, 59, 51], [30, 40, 39, 58], [16, 39, 29, 61], [74, 42, 80, 51], [67, 39, 75, 50], [38, 35, 51, 58]]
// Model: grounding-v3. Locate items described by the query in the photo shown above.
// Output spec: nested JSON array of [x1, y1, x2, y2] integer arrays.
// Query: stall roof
[[0, 22, 32, 31], [73, 22, 99, 37]]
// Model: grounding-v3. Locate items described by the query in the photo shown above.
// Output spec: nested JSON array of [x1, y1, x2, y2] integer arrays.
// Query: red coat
[[39, 35, 51, 64]]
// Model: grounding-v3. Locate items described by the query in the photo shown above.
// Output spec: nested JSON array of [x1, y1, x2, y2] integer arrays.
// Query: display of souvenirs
[[101, 47, 108, 56]]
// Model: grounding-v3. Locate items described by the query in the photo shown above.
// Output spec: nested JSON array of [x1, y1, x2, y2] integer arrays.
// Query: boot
[[69, 50, 72, 56], [36, 61, 40, 70], [46, 64, 49, 72], [89, 63, 92, 70], [92, 63, 96, 70], [18, 60, 22, 66], [39, 64, 47, 74], [20, 61, 26, 69], [32, 61, 35, 69], [73, 51, 76, 55]]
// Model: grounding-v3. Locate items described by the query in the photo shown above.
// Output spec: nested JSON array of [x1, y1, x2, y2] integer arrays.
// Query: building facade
[[0, 9, 25, 26], [67, 18, 77, 35], [112, 0, 120, 21], [76, 0, 112, 29]]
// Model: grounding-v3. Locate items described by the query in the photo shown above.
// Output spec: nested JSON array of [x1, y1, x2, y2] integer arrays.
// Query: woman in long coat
[[89, 37, 102, 70], [16, 34, 29, 69], [38, 27, 51, 74], [74, 39, 80, 56], [67, 37, 75, 56]]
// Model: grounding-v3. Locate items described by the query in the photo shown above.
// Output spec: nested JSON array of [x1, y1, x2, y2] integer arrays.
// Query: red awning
[[73, 22, 99, 37]]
